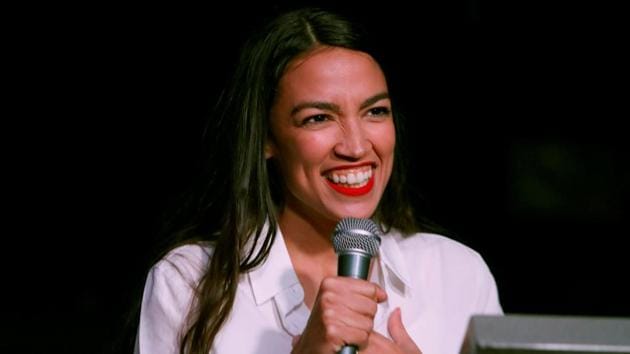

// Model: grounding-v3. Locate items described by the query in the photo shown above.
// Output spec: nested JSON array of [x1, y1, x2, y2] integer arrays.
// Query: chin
[[331, 205, 378, 220]]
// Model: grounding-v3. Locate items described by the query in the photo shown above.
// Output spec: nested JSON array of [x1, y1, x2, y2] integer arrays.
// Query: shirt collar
[[377, 229, 413, 290], [247, 224, 300, 306], [246, 224, 413, 306]]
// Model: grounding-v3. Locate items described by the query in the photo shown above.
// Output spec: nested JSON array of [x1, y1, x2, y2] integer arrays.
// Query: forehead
[[276, 47, 388, 101]]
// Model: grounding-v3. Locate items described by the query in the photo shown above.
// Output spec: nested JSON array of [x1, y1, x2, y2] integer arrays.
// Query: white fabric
[[135, 227, 502, 354]]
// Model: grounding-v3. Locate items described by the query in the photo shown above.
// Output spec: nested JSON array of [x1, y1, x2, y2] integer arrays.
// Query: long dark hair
[[174, 8, 420, 354]]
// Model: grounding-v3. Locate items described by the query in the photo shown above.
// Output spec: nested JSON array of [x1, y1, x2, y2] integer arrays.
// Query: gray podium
[[461, 314, 630, 354]]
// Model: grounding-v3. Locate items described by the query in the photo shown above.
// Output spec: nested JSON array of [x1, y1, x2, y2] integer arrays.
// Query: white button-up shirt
[[135, 228, 502, 354]]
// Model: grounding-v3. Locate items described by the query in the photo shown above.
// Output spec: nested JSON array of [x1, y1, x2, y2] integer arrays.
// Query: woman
[[135, 8, 502, 354]]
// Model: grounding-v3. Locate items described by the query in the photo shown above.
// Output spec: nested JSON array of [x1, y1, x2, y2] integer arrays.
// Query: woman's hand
[[293, 307, 422, 354], [291, 276, 387, 354], [361, 308, 422, 354]]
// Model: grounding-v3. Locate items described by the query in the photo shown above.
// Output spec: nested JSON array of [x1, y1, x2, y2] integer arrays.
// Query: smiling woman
[[267, 47, 396, 228], [134, 7, 502, 354]]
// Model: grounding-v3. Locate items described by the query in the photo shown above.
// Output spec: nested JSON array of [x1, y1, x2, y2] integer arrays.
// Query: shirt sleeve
[[475, 255, 503, 315], [135, 247, 206, 354]]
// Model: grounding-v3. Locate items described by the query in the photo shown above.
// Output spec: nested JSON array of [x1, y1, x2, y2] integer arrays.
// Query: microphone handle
[[337, 252, 373, 354], [337, 251, 372, 279]]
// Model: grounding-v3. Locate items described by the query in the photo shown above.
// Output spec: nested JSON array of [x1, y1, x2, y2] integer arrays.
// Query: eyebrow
[[290, 92, 390, 116]]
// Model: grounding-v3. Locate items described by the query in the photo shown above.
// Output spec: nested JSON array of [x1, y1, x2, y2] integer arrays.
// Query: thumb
[[388, 308, 421, 354]]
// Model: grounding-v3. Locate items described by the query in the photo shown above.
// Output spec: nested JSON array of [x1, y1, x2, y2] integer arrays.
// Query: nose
[[333, 119, 371, 160]]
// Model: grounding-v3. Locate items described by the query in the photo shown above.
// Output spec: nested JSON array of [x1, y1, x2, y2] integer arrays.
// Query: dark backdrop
[[6, 1, 628, 353]]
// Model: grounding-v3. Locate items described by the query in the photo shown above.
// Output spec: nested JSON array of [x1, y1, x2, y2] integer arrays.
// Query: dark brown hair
[[175, 8, 420, 353]]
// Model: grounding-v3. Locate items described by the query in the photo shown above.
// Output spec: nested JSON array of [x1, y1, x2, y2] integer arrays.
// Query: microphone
[[331, 217, 382, 354]]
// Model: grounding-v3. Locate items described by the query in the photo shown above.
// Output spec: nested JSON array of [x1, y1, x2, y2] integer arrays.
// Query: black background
[[5, 1, 628, 353]]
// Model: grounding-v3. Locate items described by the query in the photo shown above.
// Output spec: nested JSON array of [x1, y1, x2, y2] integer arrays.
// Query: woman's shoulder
[[150, 242, 214, 288], [136, 243, 215, 353], [384, 230, 503, 321], [385, 230, 500, 301], [385, 230, 490, 274], [161, 242, 213, 263], [390, 230, 481, 258]]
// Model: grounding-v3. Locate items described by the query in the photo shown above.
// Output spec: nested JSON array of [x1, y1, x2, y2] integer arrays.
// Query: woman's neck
[[278, 206, 338, 309], [279, 208, 335, 254]]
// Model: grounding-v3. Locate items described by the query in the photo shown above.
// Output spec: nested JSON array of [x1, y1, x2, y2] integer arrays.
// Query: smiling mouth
[[324, 166, 375, 196]]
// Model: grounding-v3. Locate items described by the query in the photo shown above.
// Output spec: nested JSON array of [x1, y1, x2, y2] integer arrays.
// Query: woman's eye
[[301, 114, 330, 126], [367, 107, 391, 117]]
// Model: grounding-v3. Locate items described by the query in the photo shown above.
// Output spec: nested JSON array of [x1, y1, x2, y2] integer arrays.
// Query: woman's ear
[[264, 139, 276, 159]]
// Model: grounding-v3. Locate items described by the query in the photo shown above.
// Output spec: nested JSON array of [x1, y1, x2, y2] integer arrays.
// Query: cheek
[[298, 135, 328, 160], [279, 133, 336, 172], [373, 122, 396, 157]]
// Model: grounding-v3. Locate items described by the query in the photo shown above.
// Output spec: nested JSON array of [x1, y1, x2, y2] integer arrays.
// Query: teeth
[[327, 166, 373, 187]]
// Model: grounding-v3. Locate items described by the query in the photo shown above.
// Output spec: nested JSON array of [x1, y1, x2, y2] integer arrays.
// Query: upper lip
[[322, 162, 376, 174]]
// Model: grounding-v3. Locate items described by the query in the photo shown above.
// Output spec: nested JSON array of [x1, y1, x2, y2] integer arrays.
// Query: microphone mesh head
[[332, 217, 382, 256]]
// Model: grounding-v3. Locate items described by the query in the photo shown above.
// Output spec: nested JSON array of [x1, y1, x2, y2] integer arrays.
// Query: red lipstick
[[326, 174, 375, 196]]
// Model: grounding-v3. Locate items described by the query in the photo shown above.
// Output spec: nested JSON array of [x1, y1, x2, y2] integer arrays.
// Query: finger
[[350, 280, 387, 303], [372, 283, 388, 302], [322, 277, 387, 302], [325, 305, 374, 332], [388, 308, 422, 354], [362, 331, 398, 354], [367, 330, 391, 346], [319, 278, 387, 319], [340, 291, 380, 318], [327, 323, 371, 351], [318, 286, 378, 319]]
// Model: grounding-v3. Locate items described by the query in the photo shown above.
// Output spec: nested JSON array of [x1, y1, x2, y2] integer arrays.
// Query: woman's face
[[267, 47, 396, 224]]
